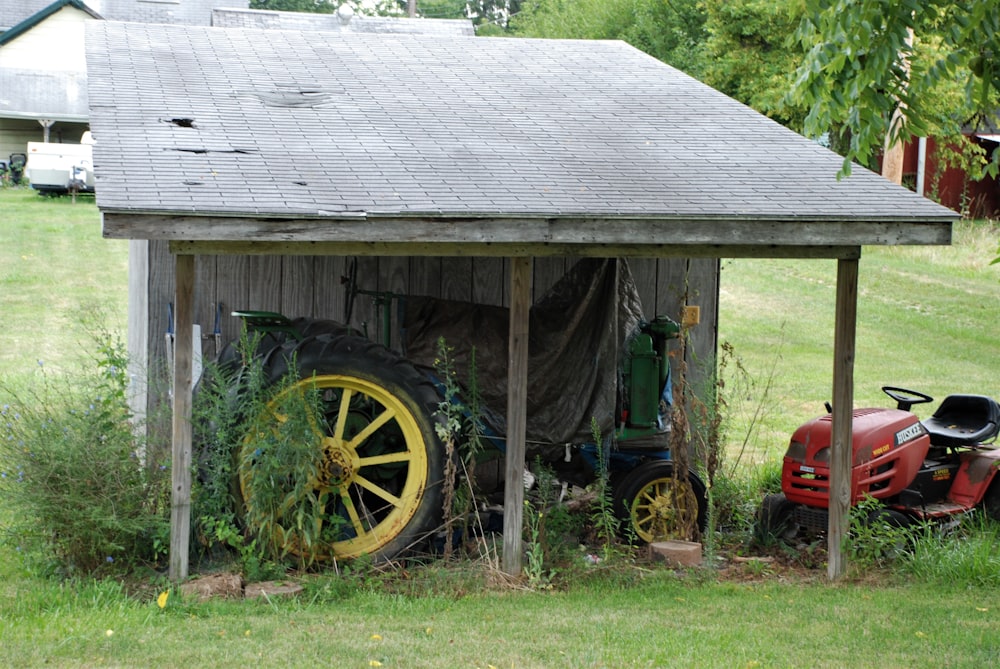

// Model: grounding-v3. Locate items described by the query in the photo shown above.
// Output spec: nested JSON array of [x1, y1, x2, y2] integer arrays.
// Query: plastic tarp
[[401, 258, 645, 445]]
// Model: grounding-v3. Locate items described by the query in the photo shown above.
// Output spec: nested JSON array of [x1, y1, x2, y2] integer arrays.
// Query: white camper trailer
[[25, 132, 95, 194]]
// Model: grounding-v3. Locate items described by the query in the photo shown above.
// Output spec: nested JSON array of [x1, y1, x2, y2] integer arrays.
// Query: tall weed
[[0, 329, 169, 576]]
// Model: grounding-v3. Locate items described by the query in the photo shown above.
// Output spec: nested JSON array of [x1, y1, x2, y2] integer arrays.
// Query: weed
[[588, 418, 620, 561], [522, 499, 555, 589], [0, 328, 169, 576], [847, 496, 924, 569]]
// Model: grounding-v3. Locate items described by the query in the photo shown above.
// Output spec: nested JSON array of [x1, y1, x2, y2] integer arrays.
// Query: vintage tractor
[[757, 386, 1000, 541], [200, 259, 708, 562]]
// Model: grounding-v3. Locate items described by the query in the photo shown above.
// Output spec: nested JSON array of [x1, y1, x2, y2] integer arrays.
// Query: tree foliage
[[701, 0, 807, 129], [510, 0, 709, 76], [791, 0, 1000, 176]]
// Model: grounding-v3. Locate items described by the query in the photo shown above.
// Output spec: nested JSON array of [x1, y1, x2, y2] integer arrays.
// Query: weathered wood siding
[[139, 240, 718, 395]]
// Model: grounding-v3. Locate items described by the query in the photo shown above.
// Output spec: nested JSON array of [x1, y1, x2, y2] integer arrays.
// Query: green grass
[[1, 188, 1000, 668], [0, 566, 997, 668], [0, 188, 128, 390]]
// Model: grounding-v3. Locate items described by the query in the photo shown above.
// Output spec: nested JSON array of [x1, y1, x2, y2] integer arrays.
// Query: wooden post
[[502, 256, 532, 575], [828, 256, 859, 579], [169, 253, 195, 581]]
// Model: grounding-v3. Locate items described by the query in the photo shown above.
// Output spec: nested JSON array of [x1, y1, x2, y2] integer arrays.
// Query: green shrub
[[0, 331, 169, 576]]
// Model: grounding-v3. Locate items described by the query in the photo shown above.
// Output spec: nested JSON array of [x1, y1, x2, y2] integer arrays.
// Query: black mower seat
[[922, 394, 1000, 448]]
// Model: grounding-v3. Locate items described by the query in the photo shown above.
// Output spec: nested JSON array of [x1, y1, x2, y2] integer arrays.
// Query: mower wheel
[[613, 461, 707, 543], [754, 493, 799, 544], [238, 333, 445, 562], [983, 480, 1000, 522]]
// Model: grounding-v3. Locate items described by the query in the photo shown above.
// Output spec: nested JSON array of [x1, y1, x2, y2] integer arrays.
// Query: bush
[[0, 331, 169, 576]]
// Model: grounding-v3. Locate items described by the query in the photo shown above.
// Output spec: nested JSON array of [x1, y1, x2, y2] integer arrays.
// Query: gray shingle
[[86, 21, 954, 224]]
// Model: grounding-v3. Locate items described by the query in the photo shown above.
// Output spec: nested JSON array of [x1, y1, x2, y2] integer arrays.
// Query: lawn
[[1, 187, 999, 668]]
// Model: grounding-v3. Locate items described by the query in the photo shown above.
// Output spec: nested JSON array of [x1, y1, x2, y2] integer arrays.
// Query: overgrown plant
[[522, 499, 555, 589], [847, 496, 924, 569], [237, 367, 330, 570], [0, 327, 169, 576], [589, 418, 620, 560], [432, 337, 488, 560]]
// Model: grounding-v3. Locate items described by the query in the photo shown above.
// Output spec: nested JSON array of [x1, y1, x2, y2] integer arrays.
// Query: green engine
[[618, 315, 680, 445]]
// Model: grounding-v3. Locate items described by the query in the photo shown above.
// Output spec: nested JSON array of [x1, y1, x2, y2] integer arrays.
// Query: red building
[[900, 132, 1000, 219]]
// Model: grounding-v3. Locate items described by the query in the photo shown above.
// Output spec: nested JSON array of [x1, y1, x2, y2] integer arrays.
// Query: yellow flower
[[369, 661, 382, 667], [370, 634, 383, 641], [105, 629, 114, 637], [157, 590, 169, 609]]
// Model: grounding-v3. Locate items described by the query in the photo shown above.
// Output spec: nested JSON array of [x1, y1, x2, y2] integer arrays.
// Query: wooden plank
[[169, 253, 195, 582], [471, 257, 505, 307], [109, 212, 954, 247], [503, 256, 532, 576], [171, 240, 865, 260], [214, 254, 250, 346], [628, 258, 657, 317], [379, 256, 409, 350], [281, 255, 315, 320], [684, 258, 721, 373], [193, 256, 217, 361], [126, 240, 149, 424], [441, 257, 473, 302], [351, 256, 380, 340], [312, 255, 348, 322], [409, 256, 441, 297], [249, 256, 283, 312], [148, 240, 174, 376], [532, 257, 566, 302], [828, 257, 859, 580]]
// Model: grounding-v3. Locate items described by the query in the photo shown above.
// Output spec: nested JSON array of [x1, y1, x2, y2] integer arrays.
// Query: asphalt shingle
[[85, 21, 955, 225]]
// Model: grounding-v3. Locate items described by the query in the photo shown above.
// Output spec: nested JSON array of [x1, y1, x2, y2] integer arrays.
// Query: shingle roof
[[85, 21, 955, 228], [211, 7, 475, 36]]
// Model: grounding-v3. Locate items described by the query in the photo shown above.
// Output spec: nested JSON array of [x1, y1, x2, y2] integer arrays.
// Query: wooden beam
[[828, 257, 859, 580], [169, 254, 195, 581], [503, 256, 532, 576], [104, 212, 953, 248], [169, 240, 863, 261]]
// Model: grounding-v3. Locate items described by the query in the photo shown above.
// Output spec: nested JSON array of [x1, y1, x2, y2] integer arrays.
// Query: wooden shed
[[85, 21, 957, 580]]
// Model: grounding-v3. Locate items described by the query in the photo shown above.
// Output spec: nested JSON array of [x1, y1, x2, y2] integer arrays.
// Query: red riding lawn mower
[[757, 386, 1000, 541]]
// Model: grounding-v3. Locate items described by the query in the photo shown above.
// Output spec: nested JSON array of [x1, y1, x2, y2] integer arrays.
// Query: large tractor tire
[[613, 460, 707, 543], [238, 333, 446, 562]]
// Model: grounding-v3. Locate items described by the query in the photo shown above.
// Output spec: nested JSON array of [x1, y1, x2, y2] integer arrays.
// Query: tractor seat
[[922, 394, 1000, 448]]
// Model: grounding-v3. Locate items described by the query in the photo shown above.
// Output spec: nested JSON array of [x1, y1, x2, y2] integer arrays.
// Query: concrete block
[[649, 540, 702, 567]]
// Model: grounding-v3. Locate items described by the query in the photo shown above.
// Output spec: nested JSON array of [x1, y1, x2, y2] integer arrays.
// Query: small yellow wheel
[[613, 461, 706, 543], [239, 334, 444, 562]]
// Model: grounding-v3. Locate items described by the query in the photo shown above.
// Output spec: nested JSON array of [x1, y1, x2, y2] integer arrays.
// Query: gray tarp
[[402, 258, 645, 445]]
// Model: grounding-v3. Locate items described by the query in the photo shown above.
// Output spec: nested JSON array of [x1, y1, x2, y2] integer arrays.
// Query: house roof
[[211, 6, 475, 36], [86, 21, 956, 255], [0, 0, 100, 46]]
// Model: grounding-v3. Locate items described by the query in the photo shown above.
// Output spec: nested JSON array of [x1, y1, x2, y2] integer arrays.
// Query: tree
[[791, 0, 1000, 177], [701, 0, 807, 130], [510, 0, 709, 77]]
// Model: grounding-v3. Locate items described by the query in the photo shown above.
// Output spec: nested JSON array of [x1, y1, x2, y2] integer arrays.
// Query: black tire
[[612, 460, 708, 543], [754, 493, 799, 545], [982, 479, 1000, 522], [215, 317, 358, 376], [238, 333, 445, 562]]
